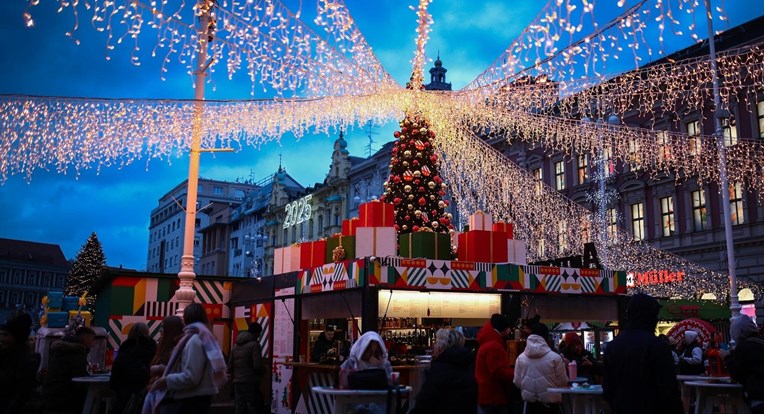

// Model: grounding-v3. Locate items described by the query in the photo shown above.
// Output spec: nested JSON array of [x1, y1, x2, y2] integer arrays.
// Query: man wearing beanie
[[475, 313, 516, 414], [603, 293, 683, 414]]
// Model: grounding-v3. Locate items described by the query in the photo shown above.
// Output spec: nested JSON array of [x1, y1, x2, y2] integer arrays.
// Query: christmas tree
[[65, 232, 107, 312], [381, 112, 453, 235]]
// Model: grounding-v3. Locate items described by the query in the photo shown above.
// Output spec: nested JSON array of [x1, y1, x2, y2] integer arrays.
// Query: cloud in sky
[[0, 0, 761, 269]]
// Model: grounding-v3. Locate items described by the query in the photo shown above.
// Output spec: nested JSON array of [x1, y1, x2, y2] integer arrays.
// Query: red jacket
[[474, 321, 515, 406]]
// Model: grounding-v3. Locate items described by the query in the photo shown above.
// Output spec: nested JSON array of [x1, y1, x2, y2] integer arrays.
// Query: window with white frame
[[554, 161, 566, 190], [627, 138, 641, 170], [533, 168, 543, 196], [691, 189, 707, 231], [606, 208, 618, 242], [757, 100, 764, 138], [557, 221, 567, 253], [686, 120, 702, 156], [577, 154, 589, 184], [631, 203, 645, 241], [660, 196, 675, 237], [729, 183, 744, 225], [657, 130, 672, 162], [722, 117, 738, 147]]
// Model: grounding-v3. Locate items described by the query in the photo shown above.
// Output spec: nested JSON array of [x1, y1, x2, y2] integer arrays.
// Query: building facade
[[0, 238, 69, 322], [488, 18, 763, 307], [146, 178, 259, 274]]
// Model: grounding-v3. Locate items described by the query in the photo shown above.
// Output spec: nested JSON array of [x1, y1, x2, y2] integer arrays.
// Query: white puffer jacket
[[513, 334, 568, 403]]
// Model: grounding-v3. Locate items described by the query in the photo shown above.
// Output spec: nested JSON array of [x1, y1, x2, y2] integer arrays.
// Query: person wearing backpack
[[723, 315, 763, 413], [228, 322, 266, 414]]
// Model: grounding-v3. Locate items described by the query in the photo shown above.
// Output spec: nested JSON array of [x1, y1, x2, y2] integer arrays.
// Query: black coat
[[0, 344, 38, 414], [725, 336, 764, 403], [411, 346, 478, 414], [603, 295, 683, 414], [110, 336, 157, 413], [42, 337, 90, 412]]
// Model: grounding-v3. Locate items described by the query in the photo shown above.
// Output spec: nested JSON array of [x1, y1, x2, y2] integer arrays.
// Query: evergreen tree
[[65, 232, 107, 311], [381, 111, 453, 235]]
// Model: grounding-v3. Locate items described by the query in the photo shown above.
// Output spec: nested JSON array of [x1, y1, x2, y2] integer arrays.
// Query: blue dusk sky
[[0, 1, 761, 270]]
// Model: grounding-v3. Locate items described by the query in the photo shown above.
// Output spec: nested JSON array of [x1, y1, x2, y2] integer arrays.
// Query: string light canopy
[[8, 0, 763, 300]]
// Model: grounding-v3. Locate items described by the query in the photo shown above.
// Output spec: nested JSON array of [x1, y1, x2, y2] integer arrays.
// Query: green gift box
[[398, 232, 451, 260], [325, 235, 356, 263]]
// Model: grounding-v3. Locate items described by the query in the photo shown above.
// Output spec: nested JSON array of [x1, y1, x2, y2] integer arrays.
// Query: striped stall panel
[[107, 317, 161, 350], [307, 372, 335, 414], [192, 280, 232, 317], [144, 301, 179, 320]]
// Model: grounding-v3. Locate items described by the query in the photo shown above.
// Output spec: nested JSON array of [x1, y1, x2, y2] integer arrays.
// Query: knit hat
[[564, 332, 581, 347], [490, 314, 512, 332]]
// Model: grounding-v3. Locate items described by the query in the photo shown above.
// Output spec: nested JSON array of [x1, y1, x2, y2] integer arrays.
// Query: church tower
[[425, 53, 452, 91]]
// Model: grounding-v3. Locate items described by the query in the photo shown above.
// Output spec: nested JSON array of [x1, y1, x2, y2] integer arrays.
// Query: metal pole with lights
[[705, 0, 740, 317], [176, 0, 214, 314]]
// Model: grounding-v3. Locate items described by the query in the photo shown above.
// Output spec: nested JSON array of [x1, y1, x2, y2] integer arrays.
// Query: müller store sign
[[626, 270, 685, 287]]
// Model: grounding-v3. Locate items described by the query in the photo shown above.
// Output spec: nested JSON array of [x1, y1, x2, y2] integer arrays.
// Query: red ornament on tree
[[421, 166, 431, 177], [418, 197, 427, 206], [394, 131, 401, 138], [403, 170, 414, 182]]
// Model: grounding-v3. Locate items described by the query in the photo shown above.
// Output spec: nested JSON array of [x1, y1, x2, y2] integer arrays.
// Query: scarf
[[142, 322, 227, 414]]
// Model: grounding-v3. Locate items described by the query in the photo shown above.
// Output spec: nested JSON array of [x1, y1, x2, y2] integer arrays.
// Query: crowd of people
[[1, 293, 763, 414]]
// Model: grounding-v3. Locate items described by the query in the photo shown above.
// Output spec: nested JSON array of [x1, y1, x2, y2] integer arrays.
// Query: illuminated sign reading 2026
[[283, 195, 312, 229]]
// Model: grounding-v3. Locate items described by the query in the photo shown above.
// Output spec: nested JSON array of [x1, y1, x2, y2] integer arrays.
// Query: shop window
[[686, 120, 701, 156], [554, 161, 566, 190], [691, 190, 707, 231], [660, 196, 675, 237], [729, 183, 744, 225], [722, 117, 738, 147], [577, 155, 589, 184], [631, 203, 645, 241], [757, 100, 764, 138]]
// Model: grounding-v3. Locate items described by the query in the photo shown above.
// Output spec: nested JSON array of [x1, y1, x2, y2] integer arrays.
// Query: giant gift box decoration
[[274, 245, 301, 274], [62, 296, 80, 312], [398, 231, 451, 260], [300, 240, 327, 269], [47, 312, 69, 328], [325, 235, 356, 263], [359, 201, 395, 227], [47, 291, 64, 309], [341, 217, 361, 236], [508, 240, 528, 265], [355, 227, 397, 258], [68, 310, 92, 327], [492, 221, 514, 239], [468, 211, 492, 231], [458, 230, 509, 263]]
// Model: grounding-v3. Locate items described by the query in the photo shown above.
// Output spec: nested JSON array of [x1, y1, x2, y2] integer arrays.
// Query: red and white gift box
[[359, 201, 395, 227], [342, 217, 361, 236], [457, 230, 508, 263], [492, 221, 514, 239], [299, 240, 327, 269], [468, 211, 493, 231], [507, 240, 527, 265], [274, 245, 301, 274], [355, 227, 397, 258]]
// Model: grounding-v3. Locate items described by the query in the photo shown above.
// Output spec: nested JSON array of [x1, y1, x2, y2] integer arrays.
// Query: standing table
[[312, 385, 412, 414], [684, 381, 747, 414], [547, 385, 607, 414], [72, 374, 112, 414]]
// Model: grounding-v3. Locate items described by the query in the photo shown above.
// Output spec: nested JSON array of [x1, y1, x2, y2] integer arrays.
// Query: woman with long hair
[[144, 303, 227, 414], [148, 315, 184, 383], [110, 322, 157, 413]]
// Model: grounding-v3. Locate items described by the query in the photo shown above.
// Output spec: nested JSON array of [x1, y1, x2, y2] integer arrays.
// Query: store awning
[[658, 299, 730, 321]]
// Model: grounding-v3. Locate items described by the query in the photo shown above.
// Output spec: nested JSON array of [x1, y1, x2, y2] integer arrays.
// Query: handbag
[[347, 368, 389, 390]]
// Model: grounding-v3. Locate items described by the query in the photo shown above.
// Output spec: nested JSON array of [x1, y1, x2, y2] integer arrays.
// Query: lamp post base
[[176, 255, 197, 315]]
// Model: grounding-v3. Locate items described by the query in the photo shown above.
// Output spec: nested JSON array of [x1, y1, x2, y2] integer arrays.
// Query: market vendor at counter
[[311, 325, 349, 363]]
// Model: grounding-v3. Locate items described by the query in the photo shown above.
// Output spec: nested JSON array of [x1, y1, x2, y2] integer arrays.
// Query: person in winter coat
[[311, 325, 336, 363], [42, 326, 96, 414], [677, 330, 705, 375], [475, 314, 515, 414], [0, 313, 38, 414], [110, 323, 157, 414], [339, 331, 393, 414], [411, 328, 478, 414], [146, 303, 227, 414], [602, 293, 683, 414], [560, 332, 599, 383], [227, 322, 266, 414], [723, 315, 763, 413], [513, 322, 568, 414]]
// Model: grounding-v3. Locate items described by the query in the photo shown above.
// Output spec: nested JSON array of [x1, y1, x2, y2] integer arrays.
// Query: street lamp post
[[705, 0, 740, 317], [176, 0, 214, 314]]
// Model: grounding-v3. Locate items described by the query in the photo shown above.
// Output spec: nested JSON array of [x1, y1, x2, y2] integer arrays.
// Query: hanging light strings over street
[[7, 0, 763, 301]]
